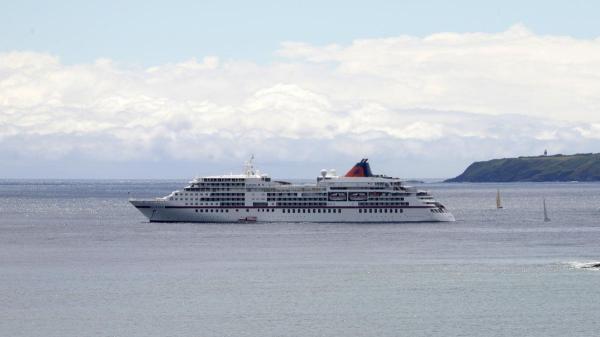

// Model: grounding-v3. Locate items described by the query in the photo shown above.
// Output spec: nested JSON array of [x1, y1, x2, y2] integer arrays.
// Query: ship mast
[[244, 154, 256, 176]]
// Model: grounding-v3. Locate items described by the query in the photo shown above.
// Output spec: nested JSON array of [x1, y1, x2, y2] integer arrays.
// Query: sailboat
[[496, 189, 503, 209], [543, 198, 551, 222]]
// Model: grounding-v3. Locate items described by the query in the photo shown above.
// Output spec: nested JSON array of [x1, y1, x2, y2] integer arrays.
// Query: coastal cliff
[[445, 153, 600, 182]]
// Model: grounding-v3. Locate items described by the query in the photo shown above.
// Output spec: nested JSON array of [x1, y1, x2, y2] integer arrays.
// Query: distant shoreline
[[445, 153, 600, 183]]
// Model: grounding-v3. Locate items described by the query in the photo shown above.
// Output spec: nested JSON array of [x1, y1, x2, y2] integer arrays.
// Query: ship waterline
[[130, 158, 455, 223]]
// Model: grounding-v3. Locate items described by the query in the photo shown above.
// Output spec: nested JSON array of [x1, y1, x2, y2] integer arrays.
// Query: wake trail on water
[[566, 261, 600, 270]]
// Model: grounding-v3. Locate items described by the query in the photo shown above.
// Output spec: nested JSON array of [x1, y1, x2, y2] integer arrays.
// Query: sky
[[1, 0, 600, 178]]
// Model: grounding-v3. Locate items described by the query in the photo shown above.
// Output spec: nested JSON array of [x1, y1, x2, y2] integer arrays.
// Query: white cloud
[[278, 24, 600, 121], [1, 25, 600, 178]]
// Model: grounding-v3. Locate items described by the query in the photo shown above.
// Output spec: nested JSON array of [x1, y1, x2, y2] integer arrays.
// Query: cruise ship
[[130, 158, 455, 223]]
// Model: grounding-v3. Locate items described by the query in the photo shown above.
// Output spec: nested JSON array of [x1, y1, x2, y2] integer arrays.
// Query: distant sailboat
[[496, 189, 503, 209], [543, 198, 551, 222]]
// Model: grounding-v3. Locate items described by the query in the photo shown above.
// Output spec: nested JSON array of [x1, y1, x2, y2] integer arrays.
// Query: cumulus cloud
[[1, 25, 600, 178], [278, 24, 600, 121]]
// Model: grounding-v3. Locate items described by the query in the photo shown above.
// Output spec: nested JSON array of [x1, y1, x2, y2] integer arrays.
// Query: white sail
[[543, 198, 551, 222], [496, 189, 503, 209]]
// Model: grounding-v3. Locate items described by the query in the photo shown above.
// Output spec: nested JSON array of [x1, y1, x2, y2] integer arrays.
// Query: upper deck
[[182, 159, 410, 193]]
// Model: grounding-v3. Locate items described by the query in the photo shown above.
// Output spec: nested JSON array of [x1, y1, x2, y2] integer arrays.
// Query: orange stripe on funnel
[[344, 158, 373, 177]]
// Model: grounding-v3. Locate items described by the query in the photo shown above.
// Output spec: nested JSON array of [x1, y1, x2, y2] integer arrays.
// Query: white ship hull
[[130, 201, 455, 223]]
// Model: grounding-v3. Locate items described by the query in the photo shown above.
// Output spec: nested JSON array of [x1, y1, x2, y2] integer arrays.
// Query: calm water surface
[[1, 180, 599, 337]]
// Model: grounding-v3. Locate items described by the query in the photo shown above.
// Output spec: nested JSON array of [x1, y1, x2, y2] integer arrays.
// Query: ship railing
[[128, 197, 168, 203], [246, 186, 324, 192]]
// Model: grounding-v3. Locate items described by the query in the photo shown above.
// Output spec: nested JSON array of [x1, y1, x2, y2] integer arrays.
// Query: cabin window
[[246, 209, 249, 212], [359, 209, 362, 213], [338, 209, 341, 213]]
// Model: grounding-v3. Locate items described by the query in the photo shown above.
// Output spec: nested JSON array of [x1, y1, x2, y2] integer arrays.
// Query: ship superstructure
[[130, 158, 455, 223]]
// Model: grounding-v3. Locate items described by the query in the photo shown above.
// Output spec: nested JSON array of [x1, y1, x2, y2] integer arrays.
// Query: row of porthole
[[194, 208, 275, 213], [359, 208, 403, 213], [192, 208, 342, 214], [192, 208, 407, 214], [195, 209, 229, 213], [282, 208, 342, 214]]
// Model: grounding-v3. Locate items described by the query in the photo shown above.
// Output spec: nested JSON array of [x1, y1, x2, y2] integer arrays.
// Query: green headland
[[446, 153, 600, 182]]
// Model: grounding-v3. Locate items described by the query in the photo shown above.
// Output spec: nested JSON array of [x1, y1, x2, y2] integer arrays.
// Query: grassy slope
[[446, 153, 600, 182]]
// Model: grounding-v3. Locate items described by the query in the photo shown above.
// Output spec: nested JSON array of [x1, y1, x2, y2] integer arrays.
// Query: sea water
[[1, 180, 599, 337]]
